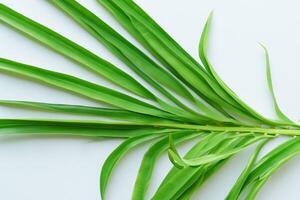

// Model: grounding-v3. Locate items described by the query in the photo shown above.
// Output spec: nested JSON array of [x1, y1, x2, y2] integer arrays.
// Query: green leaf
[[51, 0, 237, 124], [97, 0, 252, 120], [259, 43, 294, 124], [169, 136, 265, 167], [178, 160, 228, 200], [0, 119, 169, 137], [226, 139, 269, 200], [0, 58, 179, 120], [51, 0, 195, 103], [0, 3, 154, 99], [245, 137, 300, 186], [100, 134, 162, 199], [0, 1, 299, 199], [198, 12, 286, 126], [232, 137, 300, 199], [153, 133, 231, 200], [177, 136, 252, 199], [132, 131, 200, 200], [0, 100, 179, 124]]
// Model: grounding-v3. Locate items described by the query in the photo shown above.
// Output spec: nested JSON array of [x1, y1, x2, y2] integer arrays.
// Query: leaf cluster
[[0, 1, 299, 199]]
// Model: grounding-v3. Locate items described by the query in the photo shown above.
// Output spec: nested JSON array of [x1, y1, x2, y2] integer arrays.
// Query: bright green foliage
[[0, 1, 298, 200]]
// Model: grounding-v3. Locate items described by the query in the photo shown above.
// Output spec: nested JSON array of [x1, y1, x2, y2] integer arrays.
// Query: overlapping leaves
[[0, 0, 299, 200]]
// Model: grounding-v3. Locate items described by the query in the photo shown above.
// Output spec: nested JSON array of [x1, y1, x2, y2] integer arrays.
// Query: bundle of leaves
[[0, 1, 299, 199]]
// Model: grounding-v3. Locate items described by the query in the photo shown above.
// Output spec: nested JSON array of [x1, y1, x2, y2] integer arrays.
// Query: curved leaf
[[168, 136, 266, 167], [132, 131, 200, 200], [259, 43, 294, 124], [226, 139, 270, 200], [198, 12, 283, 126], [100, 134, 162, 199]]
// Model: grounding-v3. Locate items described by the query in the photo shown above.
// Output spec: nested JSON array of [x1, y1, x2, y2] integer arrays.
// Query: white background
[[0, 0, 299, 199]]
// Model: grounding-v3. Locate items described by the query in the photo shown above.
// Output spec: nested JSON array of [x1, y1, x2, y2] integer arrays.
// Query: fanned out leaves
[[198, 12, 288, 126], [50, 0, 193, 101], [0, 58, 181, 120], [0, 3, 156, 100], [0, 2, 230, 125], [0, 1, 299, 200], [50, 0, 234, 124], [97, 1, 242, 110], [97, 0, 279, 126]]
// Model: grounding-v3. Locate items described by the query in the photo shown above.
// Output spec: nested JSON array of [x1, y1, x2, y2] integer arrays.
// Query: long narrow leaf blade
[[168, 136, 265, 167], [97, 0, 243, 110], [198, 12, 281, 126], [0, 58, 177, 120], [0, 100, 178, 124], [132, 131, 200, 200], [0, 3, 154, 99], [51, 0, 194, 102], [50, 0, 228, 124], [259, 43, 294, 124], [0, 119, 169, 137], [100, 134, 162, 199], [225, 139, 269, 200]]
